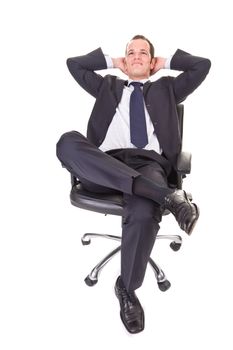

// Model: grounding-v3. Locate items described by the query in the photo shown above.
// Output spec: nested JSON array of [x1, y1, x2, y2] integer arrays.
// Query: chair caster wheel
[[81, 239, 90, 245], [170, 242, 181, 251], [158, 279, 171, 292], [84, 276, 97, 286]]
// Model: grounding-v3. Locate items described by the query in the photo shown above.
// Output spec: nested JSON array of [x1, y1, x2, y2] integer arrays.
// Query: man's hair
[[126, 35, 155, 58]]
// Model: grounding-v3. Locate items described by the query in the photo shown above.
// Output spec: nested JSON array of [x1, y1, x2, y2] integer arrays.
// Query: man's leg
[[132, 174, 200, 235], [56, 131, 172, 199], [115, 160, 199, 333], [121, 194, 161, 291], [57, 131, 199, 234], [121, 162, 165, 292], [115, 162, 165, 334]]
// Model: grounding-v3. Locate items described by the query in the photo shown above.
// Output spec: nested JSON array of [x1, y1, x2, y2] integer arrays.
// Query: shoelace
[[121, 287, 137, 305], [120, 288, 141, 322]]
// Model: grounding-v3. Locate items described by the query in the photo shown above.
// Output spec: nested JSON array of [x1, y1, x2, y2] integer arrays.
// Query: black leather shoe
[[164, 190, 200, 235], [115, 276, 144, 334]]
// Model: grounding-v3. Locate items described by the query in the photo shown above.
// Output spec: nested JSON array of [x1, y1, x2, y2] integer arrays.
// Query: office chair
[[69, 104, 192, 292]]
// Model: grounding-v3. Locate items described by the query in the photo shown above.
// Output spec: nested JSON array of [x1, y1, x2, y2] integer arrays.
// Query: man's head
[[124, 35, 156, 80]]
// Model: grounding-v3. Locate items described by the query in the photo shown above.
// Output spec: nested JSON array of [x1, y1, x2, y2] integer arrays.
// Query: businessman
[[56, 35, 211, 333]]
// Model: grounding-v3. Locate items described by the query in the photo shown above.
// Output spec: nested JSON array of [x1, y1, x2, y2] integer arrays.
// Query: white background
[[1, 0, 233, 349]]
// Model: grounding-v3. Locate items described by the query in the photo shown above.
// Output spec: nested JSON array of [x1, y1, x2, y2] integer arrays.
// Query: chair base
[[81, 233, 182, 292]]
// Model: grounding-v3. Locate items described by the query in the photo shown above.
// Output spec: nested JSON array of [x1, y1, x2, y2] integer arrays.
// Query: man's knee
[[56, 130, 84, 160], [123, 195, 162, 224]]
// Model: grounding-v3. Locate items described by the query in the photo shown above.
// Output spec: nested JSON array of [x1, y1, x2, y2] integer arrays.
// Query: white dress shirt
[[99, 56, 171, 154]]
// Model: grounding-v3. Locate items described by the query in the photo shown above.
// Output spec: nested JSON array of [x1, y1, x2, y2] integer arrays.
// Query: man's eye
[[128, 52, 133, 55]]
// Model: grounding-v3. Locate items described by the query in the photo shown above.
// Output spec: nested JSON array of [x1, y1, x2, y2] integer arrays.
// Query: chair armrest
[[177, 152, 192, 174]]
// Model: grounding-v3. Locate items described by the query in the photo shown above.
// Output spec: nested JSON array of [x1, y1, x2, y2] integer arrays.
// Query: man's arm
[[170, 49, 211, 103], [66, 48, 107, 98], [151, 49, 211, 103]]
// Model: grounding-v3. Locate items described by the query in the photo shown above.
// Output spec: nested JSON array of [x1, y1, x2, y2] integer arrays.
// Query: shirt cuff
[[104, 55, 114, 69], [164, 55, 173, 69]]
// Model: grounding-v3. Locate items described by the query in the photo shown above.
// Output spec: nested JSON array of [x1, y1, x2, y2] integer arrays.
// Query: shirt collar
[[127, 78, 149, 86]]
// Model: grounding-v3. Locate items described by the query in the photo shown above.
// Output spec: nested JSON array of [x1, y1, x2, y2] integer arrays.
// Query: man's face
[[125, 39, 155, 80]]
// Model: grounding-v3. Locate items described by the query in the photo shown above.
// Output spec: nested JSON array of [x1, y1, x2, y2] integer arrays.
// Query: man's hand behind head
[[150, 57, 166, 76], [112, 57, 128, 75]]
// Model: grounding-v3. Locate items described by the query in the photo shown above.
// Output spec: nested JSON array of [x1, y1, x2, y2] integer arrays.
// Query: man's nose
[[133, 53, 141, 60]]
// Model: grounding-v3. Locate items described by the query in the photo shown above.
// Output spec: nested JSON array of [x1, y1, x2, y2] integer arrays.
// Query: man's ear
[[149, 57, 157, 76], [150, 57, 156, 70], [124, 59, 128, 74]]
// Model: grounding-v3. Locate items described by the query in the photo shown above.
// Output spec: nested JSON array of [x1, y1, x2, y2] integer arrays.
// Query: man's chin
[[129, 71, 149, 80], [131, 69, 143, 75]]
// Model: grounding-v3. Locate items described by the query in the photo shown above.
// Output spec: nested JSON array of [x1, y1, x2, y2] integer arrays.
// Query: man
[[56, 35, 211, 334]]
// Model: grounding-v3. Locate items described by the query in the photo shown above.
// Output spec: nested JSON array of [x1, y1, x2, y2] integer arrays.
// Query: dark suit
[[57, 48, 211, 291]]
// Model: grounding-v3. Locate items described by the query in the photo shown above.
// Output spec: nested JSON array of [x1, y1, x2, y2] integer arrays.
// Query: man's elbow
[[203, 58, 211, 74], [66, 57, 78, 77], [197, 58, 211, 81], [66, 58, 73, 70]]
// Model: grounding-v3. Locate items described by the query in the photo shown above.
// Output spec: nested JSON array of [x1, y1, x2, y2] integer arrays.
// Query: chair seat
[[70, 182, 172, 216], [70, 183, 124, 216]]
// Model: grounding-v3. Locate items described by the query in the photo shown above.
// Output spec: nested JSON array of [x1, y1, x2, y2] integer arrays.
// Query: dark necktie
[[129, 82, 148, 149]]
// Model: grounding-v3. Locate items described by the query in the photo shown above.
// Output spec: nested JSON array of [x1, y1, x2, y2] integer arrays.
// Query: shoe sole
[[186, 204, 200, 235]]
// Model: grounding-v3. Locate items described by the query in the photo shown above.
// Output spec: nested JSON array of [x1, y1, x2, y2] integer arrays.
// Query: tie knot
[[129, 82, 143, 89]]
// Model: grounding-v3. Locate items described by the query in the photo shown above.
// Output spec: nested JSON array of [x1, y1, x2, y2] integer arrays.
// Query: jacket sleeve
[[170, 49, 211, 103], [66, 48, 107, 98]]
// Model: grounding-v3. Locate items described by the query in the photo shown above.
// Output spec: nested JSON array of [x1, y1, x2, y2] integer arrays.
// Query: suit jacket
[[66, 48, 211, 168]]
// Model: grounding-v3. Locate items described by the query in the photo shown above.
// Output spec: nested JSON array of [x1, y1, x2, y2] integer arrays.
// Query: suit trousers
[[56, 131, 172, 291]]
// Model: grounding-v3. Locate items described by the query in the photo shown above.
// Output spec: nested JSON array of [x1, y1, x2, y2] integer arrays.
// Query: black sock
[[132, 175, 173, 205]]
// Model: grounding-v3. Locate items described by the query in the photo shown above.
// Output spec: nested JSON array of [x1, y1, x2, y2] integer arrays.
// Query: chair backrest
[[167, 104, 185, 189], [177, 104, 184, 139]]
